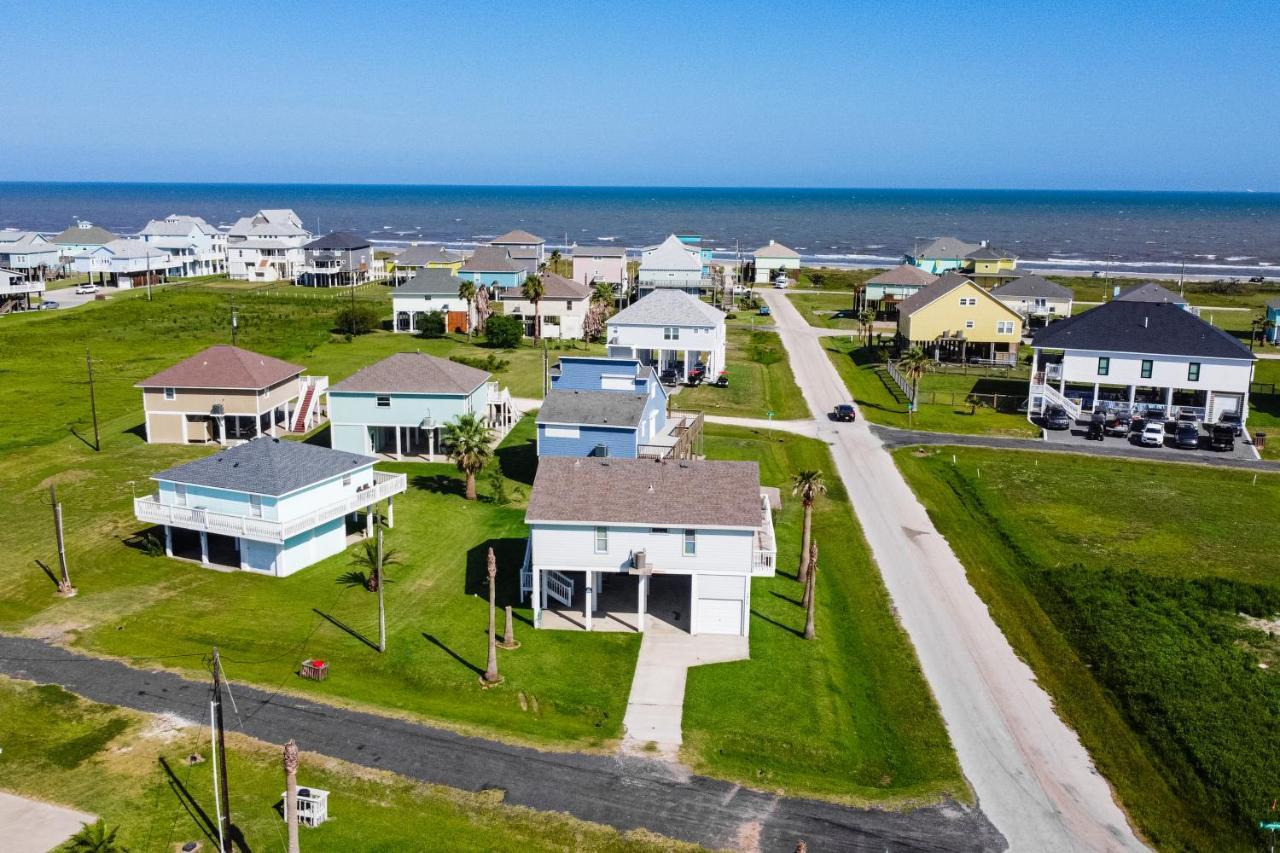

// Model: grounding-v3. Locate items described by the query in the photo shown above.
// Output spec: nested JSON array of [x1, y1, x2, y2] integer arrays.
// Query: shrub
[[334, 302, 382, 336], [485, 314, 523, 348], [416, 310, 446, 338], [450, 353, 510, 373]]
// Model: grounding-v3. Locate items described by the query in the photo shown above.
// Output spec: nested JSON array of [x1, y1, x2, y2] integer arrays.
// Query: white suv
[[75, 283, 100, 295], [1140, 421, 1166, 447]]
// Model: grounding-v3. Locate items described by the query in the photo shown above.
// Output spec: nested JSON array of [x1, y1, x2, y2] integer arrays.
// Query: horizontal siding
[[537, 424, 638, 458]]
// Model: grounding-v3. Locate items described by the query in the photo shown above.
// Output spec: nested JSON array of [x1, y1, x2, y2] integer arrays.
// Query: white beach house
[[523, 457, 776, 636], [751, 240, 801, 284], [72, 239, 184, 289], [226, 209, 312, 281], [637, 234, 706, 296], [139, 215, 227, 278], [606, 290, 727, 382], [499, 271, 592, 339]]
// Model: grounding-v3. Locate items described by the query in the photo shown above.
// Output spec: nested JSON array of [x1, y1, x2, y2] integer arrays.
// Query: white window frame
[[663, 326, 680, 341], [163, 387, 176, 400], [683, 529, 696, 556], [376, 395, 391, 408], [997, 320, 1015, 334], [594, 526, 608, 553]]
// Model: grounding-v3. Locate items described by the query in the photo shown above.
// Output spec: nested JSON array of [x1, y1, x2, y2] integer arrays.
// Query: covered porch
[[909, 333, 1018, 366], [528, 568, 692, 634]]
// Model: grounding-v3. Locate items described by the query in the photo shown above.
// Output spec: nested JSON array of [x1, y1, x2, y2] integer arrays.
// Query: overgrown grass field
[[678, 327, 810, 420]]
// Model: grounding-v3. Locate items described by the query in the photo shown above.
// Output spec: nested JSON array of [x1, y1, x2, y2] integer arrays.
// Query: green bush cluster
[[1032, 566, 1280, 836], [334, 302, 383, 336], [484, 314, 524, 348], [416, 310, 446, 338], [450, 353, 510, 373]]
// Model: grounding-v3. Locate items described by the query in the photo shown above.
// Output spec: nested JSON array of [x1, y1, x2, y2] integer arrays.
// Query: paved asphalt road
[[760, 289, 1147, 852], [0, 636, 1003, 852]]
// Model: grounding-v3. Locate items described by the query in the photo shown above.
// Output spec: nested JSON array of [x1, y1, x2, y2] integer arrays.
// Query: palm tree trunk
[[466, 471, 477, 501], [798, 502, 812, 582], [534, 300, 541, 341], [803, 544, 818, 640], [484, 547, 501, 684], [376, 523, 386, 653], [283, 740, 300, 853]]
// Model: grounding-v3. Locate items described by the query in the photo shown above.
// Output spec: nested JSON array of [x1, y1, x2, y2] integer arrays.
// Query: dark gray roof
[[153, 437, 375, 497], [305, 231, 371, 250], [527, 457, 762, 529], [1115, 282, 1187, 305], [459, 246, 523, 274], [990, 275, 1073, 300], [1032, 300, 1254, 360], [330, 352, 490, 395], [537, 389, 648, 427], [399, 267, 462, 295], [910, 236, 980, 260], [965, 245, 1017, 261]]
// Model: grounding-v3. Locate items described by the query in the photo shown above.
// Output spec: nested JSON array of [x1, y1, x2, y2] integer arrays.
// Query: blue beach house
[[133, 437, 406, 578], [457, 245, 527, 290], [536, 356, 701, 459], [1267, 298, 1280, 345], [328, 353, 515, 459]]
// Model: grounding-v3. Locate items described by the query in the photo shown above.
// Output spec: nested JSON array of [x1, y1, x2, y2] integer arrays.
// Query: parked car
[[1042, 405, 1073, 430], [833, 403, 856, 422], [1174, 421, 1201, 450], [1140, 421, 1167, 447], [758, 305, 771, 316], [1217, 411, 1243, 436], [1105, 410, 1132, 436], [659, 368, 679, 386], [1249, 275, 1266, 283], [39, 300, 59, 310], [1209, 423, 1236, 452], [74, 282, 100, 295]]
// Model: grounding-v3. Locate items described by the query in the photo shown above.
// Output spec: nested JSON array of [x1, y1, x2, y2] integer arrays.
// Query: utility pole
[[542, 338, 550, 397], [376, 511, 386, 653], [146, 249, 153, 302], [231, 303, 238, 346], [49, 485, 75, 596], [210, 649, 233, 853], [85, 349, 100, 452]]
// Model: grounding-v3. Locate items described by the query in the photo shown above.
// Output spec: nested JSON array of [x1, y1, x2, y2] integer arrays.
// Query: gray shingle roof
[[910, 237, 980, 260], [527, 457, 762, 528], [1115, 282, 1187, 305], [608, 290, 724, 327], [330, 352, 490, 395], [866, 264, 939, 287], [752, 240, 800, 259], [990, 275, 1073, 300], [398, 267, 462, 295], [1031, 300, 1254, 360], [897, 272, 980, 316], [153, 437, 375, 497], [536, 389, 648, 427], [459, 246, 523, 274], [500, 272, 590, 301], [965, 245, 1017, 261], [491, 229, 544, 245], [394, 244, 467, 266], [51, 223, 118, 246], [305, 231, 371, 250]]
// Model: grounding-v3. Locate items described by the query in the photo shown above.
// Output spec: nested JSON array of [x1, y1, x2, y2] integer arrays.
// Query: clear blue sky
[[4, 0, 1278, 190]]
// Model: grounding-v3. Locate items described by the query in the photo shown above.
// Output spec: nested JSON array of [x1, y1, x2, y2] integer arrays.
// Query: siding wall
[[329, 387, 486, 430], [1057, 349, 1254, 392], [531, 524, 754, 575], [536, 424, 639, 458]]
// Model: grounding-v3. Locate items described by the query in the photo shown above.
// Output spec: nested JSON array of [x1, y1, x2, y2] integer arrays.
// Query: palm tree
[[443, 412, 494, 501], [803, 542, 818, 640], [548, 248, 562, 275], [348, 533, 400, 592], [521, 275, 546, 341], [483, 546, 502, 685], [67, 820, 125, 853], [458, 279, 477, 338], [284, 739, 300, 853], [857, 308, 876, 348], [791, 470, 825, 584], [897, 347, 932, 428], [590, 280, 614, 308]]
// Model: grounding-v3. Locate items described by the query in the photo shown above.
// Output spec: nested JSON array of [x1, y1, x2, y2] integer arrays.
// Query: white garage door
[[1214, 394, 1242, 415], [697, 599, 744, 635]]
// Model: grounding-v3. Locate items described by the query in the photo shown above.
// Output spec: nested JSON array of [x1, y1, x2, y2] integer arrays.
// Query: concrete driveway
[[1042, 418, 1260, 461], [761, 288, 1147, 852], [0, 791, 95, 853]]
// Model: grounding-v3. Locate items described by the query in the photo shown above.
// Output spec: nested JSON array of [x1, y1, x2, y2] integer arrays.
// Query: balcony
[[0, 280, 45, 296], [752, 491, 777, 575], [637, 410, 703, 460], [134, 470, 407, 545]]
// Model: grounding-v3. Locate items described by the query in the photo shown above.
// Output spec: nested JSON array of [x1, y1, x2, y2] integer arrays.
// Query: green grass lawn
[[0, 282, 600, 453], [896, 447, 1280, 852], [682, 427, 965, 804], [0, 678, 697, 853], [792, 267, 885, 291], [785, 292, 861, 330], [823, 339, 1038, 436], [678, 326, 809, 420]]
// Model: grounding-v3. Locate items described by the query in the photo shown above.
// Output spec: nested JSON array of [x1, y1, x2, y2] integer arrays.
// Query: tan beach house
[[137, 345, 327, 444]]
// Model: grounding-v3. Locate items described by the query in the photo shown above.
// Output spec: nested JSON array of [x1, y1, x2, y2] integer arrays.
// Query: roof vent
[[1143, 316, 1149, 328], [647, 484, 654, 493]]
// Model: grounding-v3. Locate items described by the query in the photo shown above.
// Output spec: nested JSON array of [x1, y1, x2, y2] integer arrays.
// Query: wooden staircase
[[293, 384, 318, 432]]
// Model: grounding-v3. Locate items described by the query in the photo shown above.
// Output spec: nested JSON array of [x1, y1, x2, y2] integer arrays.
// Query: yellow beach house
[[896, 272, 1023, 365], [963, 242, 1019, 289]]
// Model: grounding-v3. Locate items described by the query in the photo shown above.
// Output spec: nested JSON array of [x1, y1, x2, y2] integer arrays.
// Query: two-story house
[[536, 356, 701, 459], [51, 220, 119, 261], [226, 209, 312, 281], [133, 437, 406, 578], [606, 290, 727, 382], [392, 267, 472, 333], [638, 234, 706, 296], [299, 231, 376, 287], [390, 244, 467, 284], [571, 245, 627, 286], [72, 239, 184, 289], [989, 275, 1074, 326], [499, 271, 592, 339], [963, 243, 1019, 289], [896, 272, 1023, 364], [490, 229, 545, 275], [905, 236, 981, 274], [0, 269, 45, 311], [751, 240, 801, 284], [0, 229, 61, 280], [1029, 300, 1256, 425], [456, 246, 527, 290], [328, 352, 514, 459], [136, 345, 327, 444], [139, 215, 227, 277], [523, 457, 776, 636], [862, 264, 938, 315]]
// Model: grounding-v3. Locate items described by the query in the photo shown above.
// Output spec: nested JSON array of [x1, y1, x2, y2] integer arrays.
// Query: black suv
[[1209, 423, 1235, 452], [1174, 421, 1201, 449], [1042, 405, 1073, 430], [1218, 411, 1243, 436], [833, 403, 856, 422]]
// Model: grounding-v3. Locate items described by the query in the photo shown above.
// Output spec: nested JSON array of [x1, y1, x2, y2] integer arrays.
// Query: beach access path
[[759, 288, 1148, 853]]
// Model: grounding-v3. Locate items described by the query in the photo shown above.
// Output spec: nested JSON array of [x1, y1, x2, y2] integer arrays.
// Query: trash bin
[[1256, 432, 1266, 450]]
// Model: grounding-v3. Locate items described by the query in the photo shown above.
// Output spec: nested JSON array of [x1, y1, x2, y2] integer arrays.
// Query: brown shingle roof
[[500, 271, 591, 300], [527, 457, 762, 529], [866, 264, 939, 287], [136, 345, 303, 390], [896, 272, 975, 316], [491, 229, 544, 245], [329, 352, 490, 395]]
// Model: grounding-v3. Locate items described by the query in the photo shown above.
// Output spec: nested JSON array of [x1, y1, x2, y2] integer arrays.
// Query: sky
[[3, 0, 1279, 190]]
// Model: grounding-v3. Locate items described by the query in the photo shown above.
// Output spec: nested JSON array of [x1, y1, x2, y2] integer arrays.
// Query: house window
[[174, 484, 187, 506], [594, 526, 608, 553], [248, 494, 262, 518], [651, 527, 669, 534], [1141, 360, 1153, 379], [1188, 362, 1201, 381], [343, 474, 352, 487], [683, 529, 696, 556], [997, 320, 1015, 334], [164, 387, 176, 400], [663, 327, 680, 340], [959, 297, 977, 306], [1097, 357, 1110, 376], [964, 320, 975, 330], [376, 395, 391, 408]]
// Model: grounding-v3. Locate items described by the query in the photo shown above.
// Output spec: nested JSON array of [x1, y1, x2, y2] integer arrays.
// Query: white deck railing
[[1031, 383, 1083, 421], [752, 491, 777, 575], [134, 470, 406, 544]]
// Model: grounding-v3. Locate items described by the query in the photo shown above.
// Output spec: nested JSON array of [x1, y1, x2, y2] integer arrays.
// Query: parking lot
[[1041, 417, 1260, 462]]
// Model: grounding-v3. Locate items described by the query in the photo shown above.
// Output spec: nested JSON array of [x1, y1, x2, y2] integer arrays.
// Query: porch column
[[1128, 385, 1136, 408], [386, 495, 395, 529], [538, 566, 548, 615], [1058, 372, 1066, 394], [689, 572, 699, 635], [637, 574, 648, 632], [199, 530, 209, 566], [683, 353, 690, 383], [1164, 386, 1174, 417], [427, 428, 435, 460], [1092, 382, 1100, 412], [238, 538, 248, 571], [394, 426, 402, 460], [365, 511, 373, 538], [584, 571, 593, 631], [164, 525, 173, 557]]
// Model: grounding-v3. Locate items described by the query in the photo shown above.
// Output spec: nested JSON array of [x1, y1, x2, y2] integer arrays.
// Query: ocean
[[3, 183, 1279, 277]]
